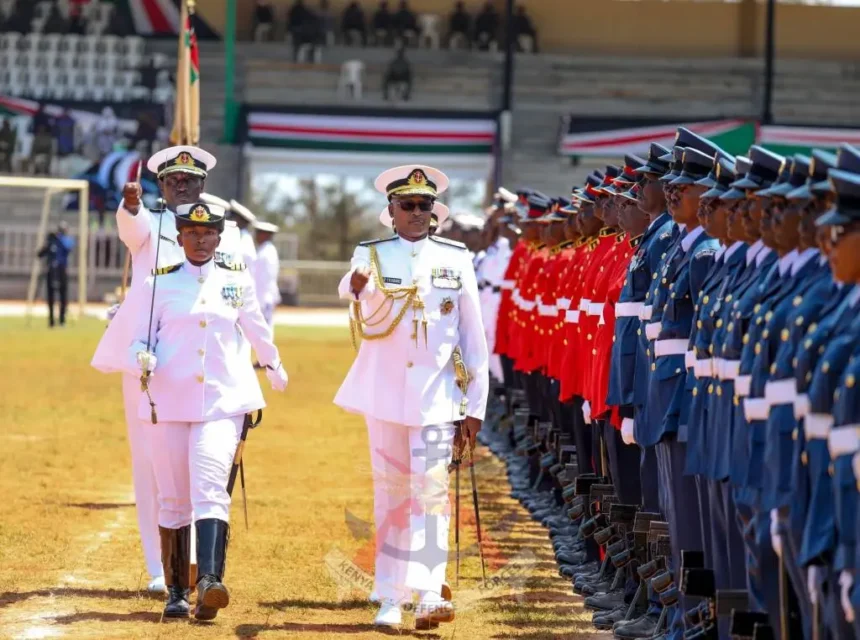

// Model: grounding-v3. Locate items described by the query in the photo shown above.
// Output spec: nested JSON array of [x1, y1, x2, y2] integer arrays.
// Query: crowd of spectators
[[1, 0, 131, 37], [253, 0, 540, 56]]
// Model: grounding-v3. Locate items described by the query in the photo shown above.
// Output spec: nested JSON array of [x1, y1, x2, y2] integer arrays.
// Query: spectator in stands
[[0, 119, 15, 173], [474, 1, 499, 51], [254, 0, 275, 42], [318, 0, 336, 45], [132, 113, 157, 156], [54, 109, 77, 159], [341, 1, 366, 46], [95, 107, 119, 157], [292, 8, 323, 62], [383, 46, 412, 102], [448, 1, 471, 49], [287, 0, 312, 43], [31, 125, 54, 176], [371, 0, 392, 46], [31, 106, 53, 137], [43, 4, 69, 35], [393, 0, 418, 47], [514, 4, 538, 53]]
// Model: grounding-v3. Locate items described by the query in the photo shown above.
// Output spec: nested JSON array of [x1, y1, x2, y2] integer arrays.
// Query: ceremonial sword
[[227, 410, 263, 530]]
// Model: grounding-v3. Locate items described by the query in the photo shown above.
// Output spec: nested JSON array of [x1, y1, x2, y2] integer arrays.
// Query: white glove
[[136, 351, 157, 375], [621, 418, 636, 445], [582, 400, 592, 425], [265, 362, 289, 392], [770, 509, 783, 560], [840, 570, 855, 623], [106, 303, 120, 322], [807, 565, 822, 606]]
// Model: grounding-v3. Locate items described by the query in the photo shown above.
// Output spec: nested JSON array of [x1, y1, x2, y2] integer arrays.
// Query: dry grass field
[[0, 317, 604, 639]]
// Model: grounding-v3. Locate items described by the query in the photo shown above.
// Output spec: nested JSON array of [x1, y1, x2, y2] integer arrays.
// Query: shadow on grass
[[481, 589, 576, 605], [491, 631, 600, 640], [259, 598, 373, 612], [235, 621, 441, 638], [52, 610, 162, 625], [0, 588, 149, 609], [66, 502, 136, 510]]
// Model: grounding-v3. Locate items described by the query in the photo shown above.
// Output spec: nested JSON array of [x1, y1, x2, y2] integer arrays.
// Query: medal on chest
[[221, 283, 244, 308]]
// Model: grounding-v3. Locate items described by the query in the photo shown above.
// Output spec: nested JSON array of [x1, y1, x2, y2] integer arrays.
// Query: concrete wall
[[197, 0, 860, 61]]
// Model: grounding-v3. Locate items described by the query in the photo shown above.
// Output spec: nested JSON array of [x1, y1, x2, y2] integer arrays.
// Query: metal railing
[[0, 223, 348, 306]]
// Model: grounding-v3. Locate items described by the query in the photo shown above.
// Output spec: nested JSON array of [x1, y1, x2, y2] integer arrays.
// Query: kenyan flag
[[169, 0, 200, 145], [109, 0, 219, 38]]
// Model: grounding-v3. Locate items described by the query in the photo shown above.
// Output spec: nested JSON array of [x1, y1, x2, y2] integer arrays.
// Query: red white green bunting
[[558, 119, 756, 157], [759, 125, 860, 156], [246, 113, 497, 155]]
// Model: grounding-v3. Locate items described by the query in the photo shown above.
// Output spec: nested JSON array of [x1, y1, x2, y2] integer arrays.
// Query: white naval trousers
[[121, 374, 163, 578], [365, 418, 456, 605], [148, 416, 244, 529], [261, 303, 275, 327]]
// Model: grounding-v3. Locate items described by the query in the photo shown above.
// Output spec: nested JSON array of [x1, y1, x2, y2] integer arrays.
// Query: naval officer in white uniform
[[128, 202, 288, 621], [334, 165, 489, 630], [253, 220, 282, 327], [90, 145, 216, 593]]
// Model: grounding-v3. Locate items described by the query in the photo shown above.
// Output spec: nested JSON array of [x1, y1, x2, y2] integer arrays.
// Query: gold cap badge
[[190, 205, 210, 222]]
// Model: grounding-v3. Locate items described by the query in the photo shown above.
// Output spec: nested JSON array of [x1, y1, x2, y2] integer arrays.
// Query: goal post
[[0, 175, 90, 323]]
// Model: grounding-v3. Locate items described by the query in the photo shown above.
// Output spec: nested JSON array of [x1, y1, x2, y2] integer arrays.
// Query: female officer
[[127, 201, 288, 621]]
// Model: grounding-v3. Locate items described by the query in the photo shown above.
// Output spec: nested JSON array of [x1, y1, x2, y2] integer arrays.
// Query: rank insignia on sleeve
[[440, 297, 455, 315], [221, 284, 244, 308]]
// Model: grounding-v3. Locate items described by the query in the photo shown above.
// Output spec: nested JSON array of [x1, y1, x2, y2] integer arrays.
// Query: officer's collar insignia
[[190, 205, 211, 222], [440, 297, 455, 315], [630, 234, 644, 248], [221, 283, 244, 308]]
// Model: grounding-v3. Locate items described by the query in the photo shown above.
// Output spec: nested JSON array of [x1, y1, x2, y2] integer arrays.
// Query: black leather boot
[[194, 518, 230, 621], [159, 525, 191, 618]]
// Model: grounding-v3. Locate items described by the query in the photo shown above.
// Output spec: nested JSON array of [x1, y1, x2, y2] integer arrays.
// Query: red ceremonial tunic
[[512, 245, 548, 372], [494, 240, 531, 358], [548, 241, 587, 383]]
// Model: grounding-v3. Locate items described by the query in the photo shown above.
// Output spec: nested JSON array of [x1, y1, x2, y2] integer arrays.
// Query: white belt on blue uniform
[[685, 350, 695, 369], [743, 397, 770, 421], [694, 358, 715, 379], [717, 359, 740, 381], [615, 302, 644, 318], [735, 375, 752, 397], [654, 339, 688, 357], [645, 322, 662, 341], [828, 426, 860, 458], [805, 413, 833, 440], [764, 379, 796, 406], [639, 305, 653, 321]]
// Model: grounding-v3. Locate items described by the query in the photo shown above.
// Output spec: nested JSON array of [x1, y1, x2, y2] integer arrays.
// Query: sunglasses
[[395, 199, 434, 212]]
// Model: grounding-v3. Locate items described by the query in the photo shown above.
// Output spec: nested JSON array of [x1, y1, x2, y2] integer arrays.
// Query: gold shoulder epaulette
[[152, 263, 182, 276], [215, 259, 246, 271]]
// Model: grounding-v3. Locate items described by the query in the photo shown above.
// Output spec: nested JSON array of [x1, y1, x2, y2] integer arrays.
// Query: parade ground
[[0, 316, 604, 640]]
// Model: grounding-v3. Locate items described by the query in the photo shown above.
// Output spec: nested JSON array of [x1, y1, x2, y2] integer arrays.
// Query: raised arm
[[116, 182, 152, 254]]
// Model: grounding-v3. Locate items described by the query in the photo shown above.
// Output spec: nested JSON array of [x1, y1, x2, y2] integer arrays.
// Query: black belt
[[492, 286, 501, 293]]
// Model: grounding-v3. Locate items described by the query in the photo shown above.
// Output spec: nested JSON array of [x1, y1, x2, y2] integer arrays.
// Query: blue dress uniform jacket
[[685, 243, 747, 476], [827, 342, 860, 574], [638, 229, 685, 447], [654, 228, 719, 444], [127, 259, 280, 423], [722, 251, 778, 487], [800, 299, 860, 566], [608, 214, 674, 415], [760, 256, 831, 513]]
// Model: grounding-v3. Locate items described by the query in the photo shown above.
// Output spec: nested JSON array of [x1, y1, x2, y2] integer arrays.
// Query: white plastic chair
[[58, 33, 79, 55], [70, 70, 89, 100], [338, 60, 364, 101], [125, 36, 145, 60], [30, 71, 51, 99], [151, 52, 170, 69], [10, 69, 30, 97], [87, 18, 108, 36], [153, 85, 173, 104], [30, 16, 46, 33], [0, 68, 11, 91], [21, 33, 41, 54], [40, 32, 63, 55], [56, 0, 71, 19], [34, 1, 52, 20], [30, 52, 51, 71], [418, 14, 440, 49], [130, 85, 151, 101], [0, 32, 21, 54]]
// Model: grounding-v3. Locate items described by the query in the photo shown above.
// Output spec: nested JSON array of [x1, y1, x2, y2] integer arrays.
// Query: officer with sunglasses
[[334, 164, 489, 630]]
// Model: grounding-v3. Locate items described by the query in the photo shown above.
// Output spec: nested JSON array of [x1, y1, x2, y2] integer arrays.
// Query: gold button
[[638, 329, 642, 336], [717, 386, 723, 396], [198, 277, 205, 284], [199, 320, 207, 328], [781, 329, 790, 342], [725, 295, 732, 302], [762, 329, 769, 339], [587, 334, 592, 340], [651, 363, 656, 371], [196, 374, 204, 383], [703, 296, 709, 304], [802, 451, 808, 466], [716, 319, 723, 328], [693, 387, 698, 396], [198, 349, 204, 356], [822, 362, 830, 373], [796, 316, 804, 326], [792, 429, 798, 441], [592, 349, 597, 355], [708, 384, 714, 394], [646, 349, 651, 357], [406, 361, 413, 368], [848, 375, 856, 388]]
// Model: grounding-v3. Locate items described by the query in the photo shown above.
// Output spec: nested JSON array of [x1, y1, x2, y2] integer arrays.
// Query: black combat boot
[[159, 525, 191, 618], [194, 518, 230, 621]]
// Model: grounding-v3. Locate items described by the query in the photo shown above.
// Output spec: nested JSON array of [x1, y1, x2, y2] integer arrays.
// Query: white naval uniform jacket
[[334, 234, 489, 427], [91, 204, 243, 374], [125, 259, 281, 423]]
